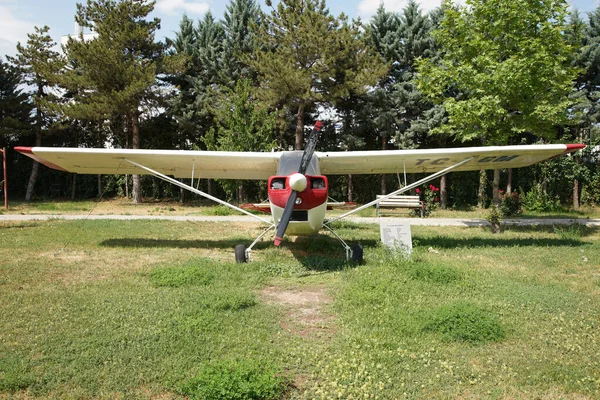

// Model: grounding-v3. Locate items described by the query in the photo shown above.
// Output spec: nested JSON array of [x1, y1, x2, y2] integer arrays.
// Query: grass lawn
[[4, 198, 600, 219], [1, 219, 599, 399]]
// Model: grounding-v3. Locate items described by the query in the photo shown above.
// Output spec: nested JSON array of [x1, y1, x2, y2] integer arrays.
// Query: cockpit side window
[[270, 178, 286, 189], [311, 178, 326, 189]]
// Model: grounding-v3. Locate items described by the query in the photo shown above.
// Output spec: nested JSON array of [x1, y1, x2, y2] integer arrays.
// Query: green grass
[[1, 219, 599, 399]]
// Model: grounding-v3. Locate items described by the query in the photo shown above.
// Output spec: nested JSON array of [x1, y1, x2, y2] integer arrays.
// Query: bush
[[423, 302, 506, 344], [522, 184, 561, 212], [415, 184, 440, 217], [499, 190, 522, 217], [179, 359, 289, 400]]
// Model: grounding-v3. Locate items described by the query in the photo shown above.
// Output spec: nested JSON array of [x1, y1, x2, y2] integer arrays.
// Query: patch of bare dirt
[[261, 286, 336, 338]]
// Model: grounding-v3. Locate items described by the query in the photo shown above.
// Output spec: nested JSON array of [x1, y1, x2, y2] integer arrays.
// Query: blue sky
[[1, 0, 598, 58]]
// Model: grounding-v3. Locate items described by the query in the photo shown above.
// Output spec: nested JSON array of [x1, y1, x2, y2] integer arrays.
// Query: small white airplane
[[16, 121, 584, 262]]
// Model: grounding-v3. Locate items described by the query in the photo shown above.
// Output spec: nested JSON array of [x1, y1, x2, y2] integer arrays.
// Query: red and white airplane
[[15, 122, 584, 262]]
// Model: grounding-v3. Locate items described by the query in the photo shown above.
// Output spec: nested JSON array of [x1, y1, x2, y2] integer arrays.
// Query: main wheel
[[351, 243, 364, 264], [235, 244, 247, 263]]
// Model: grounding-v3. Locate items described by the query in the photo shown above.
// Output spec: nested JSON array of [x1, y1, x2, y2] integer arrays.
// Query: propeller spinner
[[274, 121, 323, 246]]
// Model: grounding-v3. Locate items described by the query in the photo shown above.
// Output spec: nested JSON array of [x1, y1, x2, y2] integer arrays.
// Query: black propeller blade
[[274, 121, 323, 246]]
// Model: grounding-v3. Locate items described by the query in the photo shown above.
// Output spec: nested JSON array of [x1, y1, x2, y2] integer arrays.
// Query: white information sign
[[379, 219, 413, 255]]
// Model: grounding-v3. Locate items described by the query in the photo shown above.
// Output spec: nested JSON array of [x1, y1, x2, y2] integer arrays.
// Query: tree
[[250, 0, 386, 150], [60, 0, 168, 203], [205, 78, 276, 201], [0, 58, 31, 147], [417, 0, 579, 206], [221, 0, 262, 87], [7, 26, 62, 201]]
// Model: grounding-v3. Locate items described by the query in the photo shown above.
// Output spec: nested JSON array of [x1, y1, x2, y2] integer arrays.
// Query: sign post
[[379, 219, 412, 256]]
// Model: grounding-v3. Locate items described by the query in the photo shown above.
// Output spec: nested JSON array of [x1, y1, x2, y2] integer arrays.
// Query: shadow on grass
[[287, 235, 379, 272], [100, 238, 273, 250], [416, 235, 587, 249], [100, 234, 378, 272]]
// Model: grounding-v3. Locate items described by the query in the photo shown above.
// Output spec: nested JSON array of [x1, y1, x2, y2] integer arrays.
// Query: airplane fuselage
[[268, 174, 329, 235]]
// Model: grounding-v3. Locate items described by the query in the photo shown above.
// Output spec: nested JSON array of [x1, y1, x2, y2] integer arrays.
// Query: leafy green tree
[[0, 58, 32, 147], [417, 0, 579, 205], [205, 78, 276, 201], [7, 26, 62, 201], [250, 0, 386, 150], [59, 0, 169, 203]]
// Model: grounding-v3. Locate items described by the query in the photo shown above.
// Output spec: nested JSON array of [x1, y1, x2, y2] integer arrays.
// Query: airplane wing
[[15, 143, 584, 179], [14, 147, 281, 180], [315, 144, 584, 174]]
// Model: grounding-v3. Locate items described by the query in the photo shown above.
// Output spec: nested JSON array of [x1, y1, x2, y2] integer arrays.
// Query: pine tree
[[363, 2, 437, 195], [7, 26, 62, 201], [221, 0, 261, 87], [0, 58, 32, 147], [249, 0, 386, 150], [60, 0, 168, 203]]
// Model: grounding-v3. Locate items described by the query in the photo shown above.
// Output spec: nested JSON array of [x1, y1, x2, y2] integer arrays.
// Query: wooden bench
[[375, 195, 424, 217]]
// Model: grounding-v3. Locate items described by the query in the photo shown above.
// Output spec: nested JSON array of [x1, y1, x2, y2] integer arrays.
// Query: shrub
[[179, 359, 289, 400], [499, 190, 522, 217], [522, 184, 561, 212], [414, 184, 440, 217], [423, 302, 506, 344]]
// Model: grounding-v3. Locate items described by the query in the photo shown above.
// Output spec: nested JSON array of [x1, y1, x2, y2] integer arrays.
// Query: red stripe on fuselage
[[268, 175, 328, 210]]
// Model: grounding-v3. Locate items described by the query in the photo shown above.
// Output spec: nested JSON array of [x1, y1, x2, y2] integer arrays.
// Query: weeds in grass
[[148, 262, 216, 287], [0, 356, 34, 392], [553, 224, 586, 240], [301, 350, 391, 399], [423, 301, 506, 344], [179, 359, 289, 400], [205, 205, 234, 216], [408, 262, 462, 284]]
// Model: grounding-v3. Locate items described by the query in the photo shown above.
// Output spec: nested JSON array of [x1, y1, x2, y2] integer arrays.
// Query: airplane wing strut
[[325, 157, 474, 225], [125, 159, 274, 226]]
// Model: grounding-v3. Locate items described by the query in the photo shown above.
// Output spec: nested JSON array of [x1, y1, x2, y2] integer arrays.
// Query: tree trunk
[[295, 104, 305, 150], [24, 130, 42, 201], [348, 174, 353, 202], [208, 179, 213, 196], [477, 170, 486, 209], [71, 174, 77, 200], [492, 169, 500, 207], [125, 175, 129, 198], [131, 112, 142, 203], [179, 185, 184, 203], [440, 175, 447, 209], [97, 174, 102, 198], [573, 179, 580, 210], [506, 168, 512, 194]]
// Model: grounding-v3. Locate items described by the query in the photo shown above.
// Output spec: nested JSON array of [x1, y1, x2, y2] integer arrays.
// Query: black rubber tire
[[351, 243, 364, 264], [235, 244, 247, 263]]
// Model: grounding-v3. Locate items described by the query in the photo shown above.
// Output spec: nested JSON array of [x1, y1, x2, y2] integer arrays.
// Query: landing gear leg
[[323, 224, 363, 263], [235, 224, 276, 263]]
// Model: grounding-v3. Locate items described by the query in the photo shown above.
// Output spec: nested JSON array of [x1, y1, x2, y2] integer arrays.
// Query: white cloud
[[155, 0, 210, 16], [0, 5, 37, 57], [358, 0, 464, 21]]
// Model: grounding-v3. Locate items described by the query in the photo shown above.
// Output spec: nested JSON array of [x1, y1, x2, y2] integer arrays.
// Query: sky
[[1, 0, 598, 59]]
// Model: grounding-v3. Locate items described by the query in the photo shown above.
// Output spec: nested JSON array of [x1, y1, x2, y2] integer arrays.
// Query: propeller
[[274, 121, 323, 246]]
